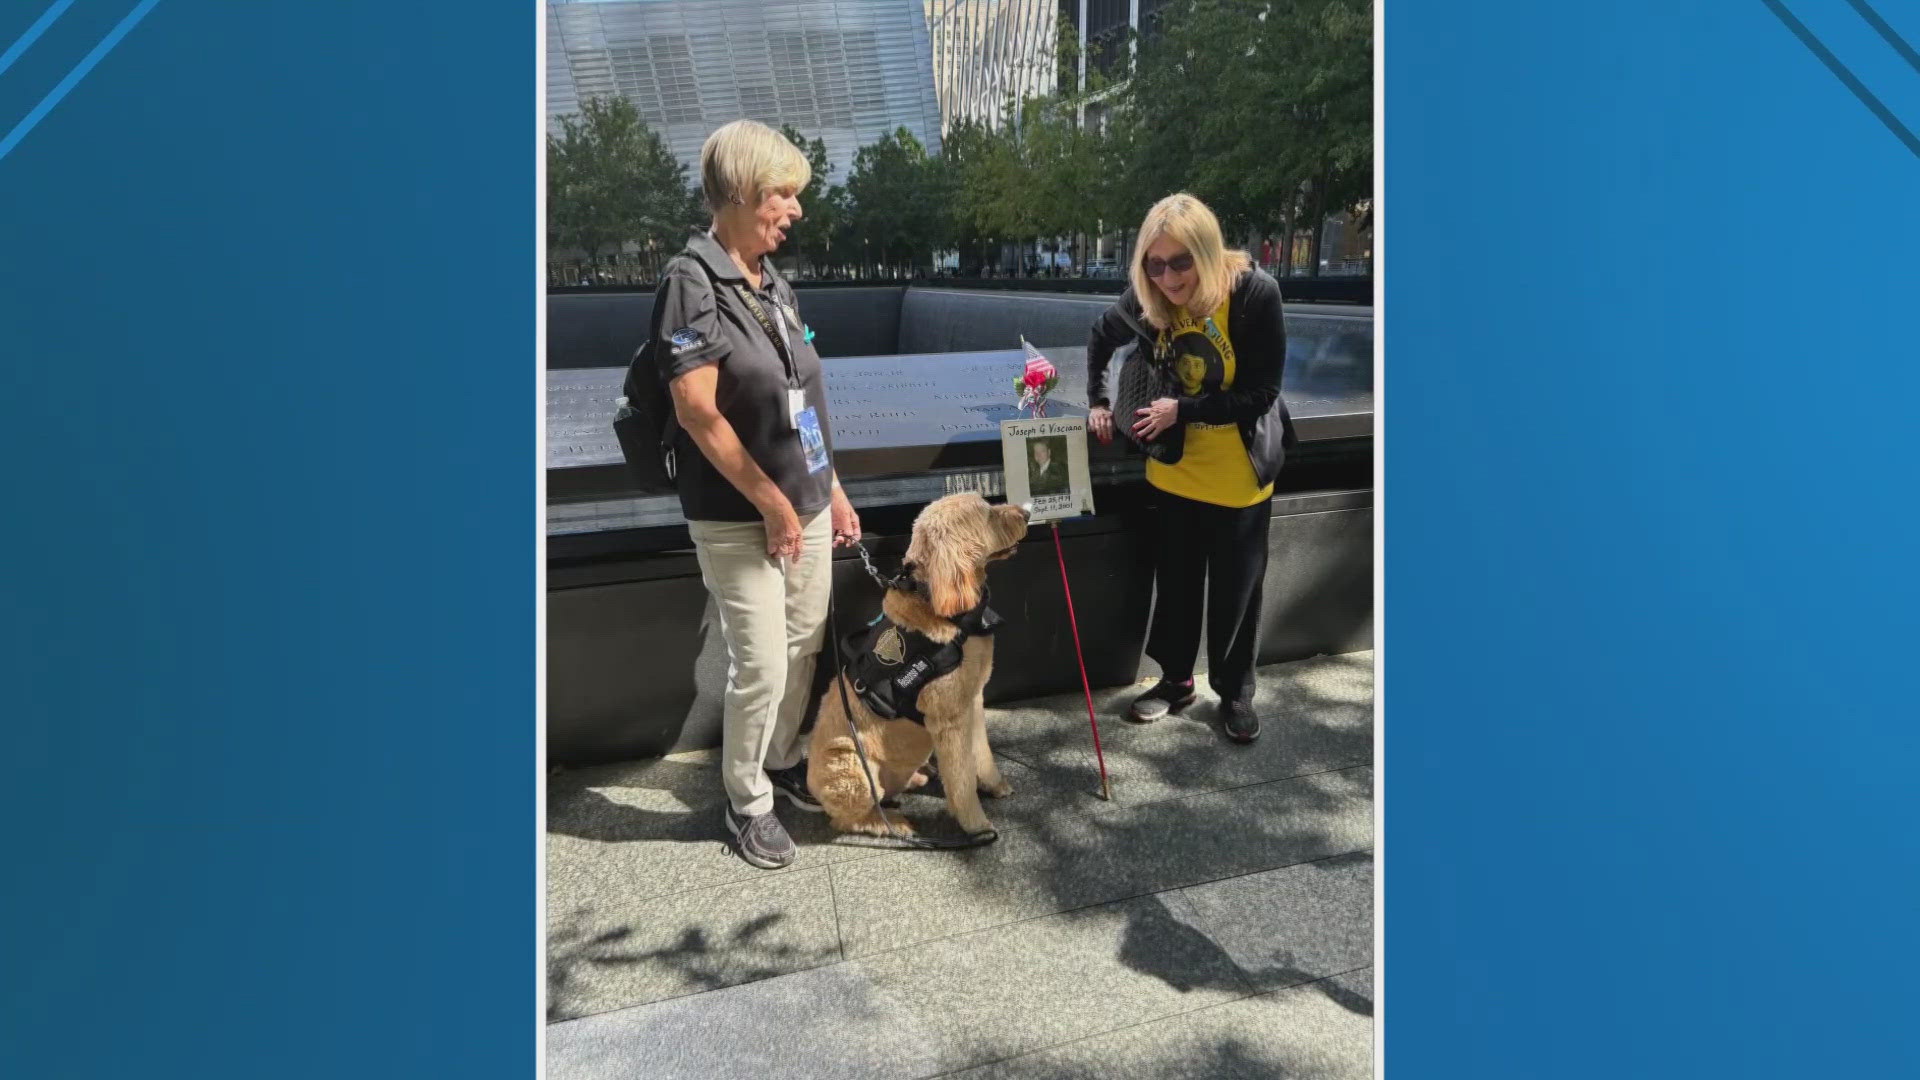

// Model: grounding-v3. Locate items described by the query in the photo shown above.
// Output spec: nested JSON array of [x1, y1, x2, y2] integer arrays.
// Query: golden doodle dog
[[808, 493, 1029, 838]]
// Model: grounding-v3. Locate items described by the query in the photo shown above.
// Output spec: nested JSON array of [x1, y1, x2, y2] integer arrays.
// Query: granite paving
[[546, 651, 1375, 1076]]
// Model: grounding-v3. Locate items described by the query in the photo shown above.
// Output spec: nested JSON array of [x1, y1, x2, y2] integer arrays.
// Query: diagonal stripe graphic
[[0, 0, 77, 80], [1844, 0, 1920, 79], [1761, 0, 1920, 159], [0, 0, 164, 164]]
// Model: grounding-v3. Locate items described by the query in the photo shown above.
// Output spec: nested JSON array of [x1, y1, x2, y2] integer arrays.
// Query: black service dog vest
[[840, 592, 1004, 724]]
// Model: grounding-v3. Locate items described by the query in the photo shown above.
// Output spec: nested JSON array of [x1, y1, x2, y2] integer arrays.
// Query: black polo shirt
[[653, 231, 835, 523]]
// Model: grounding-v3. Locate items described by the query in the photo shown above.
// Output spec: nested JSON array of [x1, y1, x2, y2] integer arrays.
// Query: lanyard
[[732, 282, 799, 389]]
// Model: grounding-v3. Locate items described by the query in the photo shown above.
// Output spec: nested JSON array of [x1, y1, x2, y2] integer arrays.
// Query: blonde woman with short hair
[[1085, 193, 1298, 743], [652, 119, 861, 868]]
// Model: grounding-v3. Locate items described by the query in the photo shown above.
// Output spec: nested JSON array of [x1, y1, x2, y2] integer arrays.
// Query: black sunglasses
[[1143, 252, 1195, 278]]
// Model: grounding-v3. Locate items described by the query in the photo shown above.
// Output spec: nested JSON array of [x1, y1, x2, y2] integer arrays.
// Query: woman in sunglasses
[[1086, 193, 1297, 743]]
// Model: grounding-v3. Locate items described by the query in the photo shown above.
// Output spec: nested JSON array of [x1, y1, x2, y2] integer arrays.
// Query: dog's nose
[[1015, 501, 1032, 520]]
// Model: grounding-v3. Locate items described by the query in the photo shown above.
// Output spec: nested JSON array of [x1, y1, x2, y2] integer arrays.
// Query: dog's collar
[[949, 589, 1003, 635], [890, 570, 1001, 632], [888, 561, 930, 599]]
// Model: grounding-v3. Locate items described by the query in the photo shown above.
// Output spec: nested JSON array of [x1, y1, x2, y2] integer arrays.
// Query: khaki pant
[[687, 510, 832, 817]]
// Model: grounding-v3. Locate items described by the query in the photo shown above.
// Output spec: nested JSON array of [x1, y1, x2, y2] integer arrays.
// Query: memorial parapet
[[547, 309, 1371, 542]]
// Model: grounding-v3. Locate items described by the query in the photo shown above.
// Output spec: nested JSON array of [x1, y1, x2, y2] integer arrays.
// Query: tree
[[777, 125, 841, 275], [951, 92, 1116, 275], [1036, 98, 1113, 269], [844, 127, 941, 274], [937, 118, 1002, 273], [546, 96, 698, 266], [1112, 0, 1372, 274], [1281, 0, 1373, 271]]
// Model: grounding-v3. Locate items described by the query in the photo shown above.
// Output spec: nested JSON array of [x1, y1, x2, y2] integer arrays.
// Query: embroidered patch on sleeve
[[668, 327, 706, 353]]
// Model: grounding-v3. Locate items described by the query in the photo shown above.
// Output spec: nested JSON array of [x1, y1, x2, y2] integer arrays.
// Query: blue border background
[[1390, 0, 1918, 1075], [4, 0, 1918, 1074], [2, 2, 533, 1076]]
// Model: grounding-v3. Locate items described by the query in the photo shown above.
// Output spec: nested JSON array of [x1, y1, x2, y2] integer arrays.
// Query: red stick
[[1051, 522, 1113, 801]]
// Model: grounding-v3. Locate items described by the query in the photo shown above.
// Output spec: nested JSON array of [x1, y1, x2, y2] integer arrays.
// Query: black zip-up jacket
[[1085, 268, 1299, 489]]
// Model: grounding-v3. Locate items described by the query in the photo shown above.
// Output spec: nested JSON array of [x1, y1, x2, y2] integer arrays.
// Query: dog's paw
[[906, 769, 931, 790], [979, 779, 1013, 799], [969, 828, 1000, 845], [839, 808, 912, 838]]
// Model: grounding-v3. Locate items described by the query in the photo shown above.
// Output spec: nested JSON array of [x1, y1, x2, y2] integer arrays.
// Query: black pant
[[1145, 490, 1272, 703]]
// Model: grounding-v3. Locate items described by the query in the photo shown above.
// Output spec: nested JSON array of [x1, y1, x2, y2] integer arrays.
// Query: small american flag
[[1020, 337, 1054, 380], [1017, 337, 1058, 416]]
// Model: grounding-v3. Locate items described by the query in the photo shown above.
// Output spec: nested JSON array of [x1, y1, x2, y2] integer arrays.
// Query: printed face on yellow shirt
[[1175, 352, 1207, 396]]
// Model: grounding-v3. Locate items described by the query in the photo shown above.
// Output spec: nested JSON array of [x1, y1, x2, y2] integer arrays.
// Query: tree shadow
[[1120, 857, 1375, 1017], [547, 898, 842, 1023], [956, 644, 1375, 1023], [969, 968, 1373, 1078], [593, 911, 811, 990]]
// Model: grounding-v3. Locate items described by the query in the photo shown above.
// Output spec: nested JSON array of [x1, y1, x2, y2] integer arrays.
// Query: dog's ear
[[919, 543, 981, 617], [906, 498, 983, 618]]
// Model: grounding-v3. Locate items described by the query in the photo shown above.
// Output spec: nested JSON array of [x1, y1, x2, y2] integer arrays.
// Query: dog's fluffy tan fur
[[808, 493, 1029, 837]]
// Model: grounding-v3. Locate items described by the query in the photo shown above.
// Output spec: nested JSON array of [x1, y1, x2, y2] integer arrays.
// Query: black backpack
[[612, 252, 791, 493], [611, 275, 684, 494]]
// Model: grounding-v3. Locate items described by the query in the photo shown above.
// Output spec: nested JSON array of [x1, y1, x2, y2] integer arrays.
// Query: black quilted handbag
[[1111, 343, 1185, 464]]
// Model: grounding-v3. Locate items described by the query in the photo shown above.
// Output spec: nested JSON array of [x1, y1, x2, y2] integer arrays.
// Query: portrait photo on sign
[[1025, 434, 1070, 496], [1000, 416, 1094, 522]]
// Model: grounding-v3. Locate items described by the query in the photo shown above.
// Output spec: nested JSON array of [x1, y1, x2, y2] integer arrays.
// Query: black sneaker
[[724, 806, 796, 869], [1129, 677, 1197, 722], [765, 763, 823, 813], [1221, 698, 1262, 744]]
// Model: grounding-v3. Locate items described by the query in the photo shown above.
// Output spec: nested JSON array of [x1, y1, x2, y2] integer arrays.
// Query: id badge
[[795, 407, 830, 475], [787, 387, 806, 430]]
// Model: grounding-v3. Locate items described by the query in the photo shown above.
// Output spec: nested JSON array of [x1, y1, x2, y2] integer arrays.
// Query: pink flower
[[1024, 368, 1049, 389]]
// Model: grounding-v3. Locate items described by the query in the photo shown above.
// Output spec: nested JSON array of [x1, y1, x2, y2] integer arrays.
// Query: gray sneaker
[[725, 806, 796, 869], [765, 763, 823, 812], [1129, 677, 1197, 722], [1221, 698, 1262, 744]]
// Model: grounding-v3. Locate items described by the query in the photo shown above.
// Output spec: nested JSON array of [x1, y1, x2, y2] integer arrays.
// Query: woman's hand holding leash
[[829, 479, 861, 548]]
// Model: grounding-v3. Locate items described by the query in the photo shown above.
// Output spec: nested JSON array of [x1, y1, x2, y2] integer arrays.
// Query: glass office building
[[546, 0, 944, 182], [923, 0, 1057, 131]]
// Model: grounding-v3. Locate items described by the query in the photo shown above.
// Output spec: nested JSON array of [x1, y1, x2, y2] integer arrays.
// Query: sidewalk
[[546, 650, 1374, 1079]]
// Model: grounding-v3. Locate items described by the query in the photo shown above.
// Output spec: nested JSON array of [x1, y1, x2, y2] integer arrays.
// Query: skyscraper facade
[[546, 0, 943, 183], [922, 0, 1057, 131]]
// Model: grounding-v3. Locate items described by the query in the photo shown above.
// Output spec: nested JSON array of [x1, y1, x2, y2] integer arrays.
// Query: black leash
[[825, 542, 997, 851]]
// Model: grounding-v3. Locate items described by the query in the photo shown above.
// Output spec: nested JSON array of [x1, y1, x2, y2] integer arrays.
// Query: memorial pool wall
[[545, 287, 1373, 764]]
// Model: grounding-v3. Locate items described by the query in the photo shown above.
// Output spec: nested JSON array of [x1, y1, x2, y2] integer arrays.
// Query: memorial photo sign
[[1000, 416, 1094, 522]]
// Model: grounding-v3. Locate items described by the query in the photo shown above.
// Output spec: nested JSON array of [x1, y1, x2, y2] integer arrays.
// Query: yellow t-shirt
[[1144, 295, 1274, 507]]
